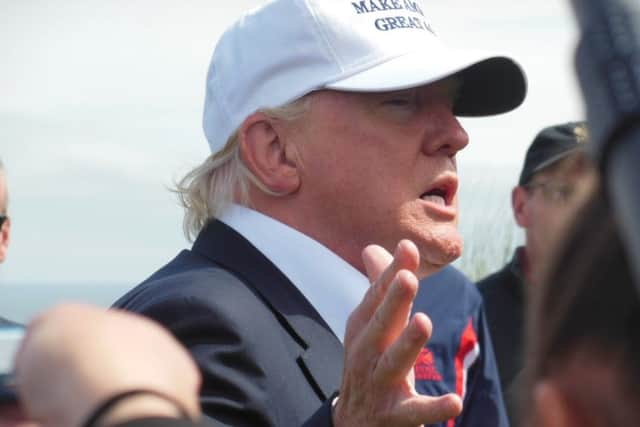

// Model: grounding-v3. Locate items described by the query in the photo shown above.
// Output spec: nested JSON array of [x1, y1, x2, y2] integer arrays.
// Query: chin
[[415, 228, 463, 278]]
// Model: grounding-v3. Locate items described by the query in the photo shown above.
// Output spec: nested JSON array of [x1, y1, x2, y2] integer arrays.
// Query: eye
[[383, 98, 411, 106], [381, 91, 415, 107], [554, 185, 575, 201]]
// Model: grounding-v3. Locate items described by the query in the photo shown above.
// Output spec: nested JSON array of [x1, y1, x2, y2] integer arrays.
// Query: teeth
[[421, 194, 445, 206]]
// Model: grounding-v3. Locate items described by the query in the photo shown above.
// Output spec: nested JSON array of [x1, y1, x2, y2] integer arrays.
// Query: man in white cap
[[115, 1, 526, 426]]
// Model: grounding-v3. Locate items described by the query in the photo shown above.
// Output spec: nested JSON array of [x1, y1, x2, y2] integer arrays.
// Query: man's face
[[513, 156, 591, 276], [0, 173, 9, 263], [288, 79, 469, 277]]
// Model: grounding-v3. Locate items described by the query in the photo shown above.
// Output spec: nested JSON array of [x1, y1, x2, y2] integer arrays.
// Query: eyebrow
[[379, 88, 414, 97]]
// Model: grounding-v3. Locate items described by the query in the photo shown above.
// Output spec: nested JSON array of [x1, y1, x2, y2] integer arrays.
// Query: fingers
[[362, 244, 394, 285], [375, 312, 431, 384], [378, 315, 462, 426], [346, 241, 420, 345], [363, 240, 420, 286], [392, 393, 462, 426], [359, 241, 420, 319], [365, 269, 419, 352], [339, 239, 459, 427]]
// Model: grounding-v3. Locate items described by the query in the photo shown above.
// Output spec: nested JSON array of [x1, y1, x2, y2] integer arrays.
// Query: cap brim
[[325, 45, 527, 117], [531, 146, 584, 175]]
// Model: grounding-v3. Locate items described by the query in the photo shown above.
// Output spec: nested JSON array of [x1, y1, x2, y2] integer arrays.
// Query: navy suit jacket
[[114, 220, 341, 426]]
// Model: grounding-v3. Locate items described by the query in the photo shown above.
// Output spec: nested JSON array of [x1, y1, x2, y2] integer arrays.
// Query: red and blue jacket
[[413, 265, 508, 427]]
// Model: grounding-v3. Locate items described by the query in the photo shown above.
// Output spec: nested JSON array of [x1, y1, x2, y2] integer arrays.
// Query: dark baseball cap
[[518, 121, 588, 186]]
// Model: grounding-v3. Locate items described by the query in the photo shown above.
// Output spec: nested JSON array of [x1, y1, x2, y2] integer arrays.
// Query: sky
[[0, 0, 583, 288]]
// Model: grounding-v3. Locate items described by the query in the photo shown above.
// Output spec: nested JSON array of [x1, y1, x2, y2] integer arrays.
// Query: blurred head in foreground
[[527, 185, 640, 426]]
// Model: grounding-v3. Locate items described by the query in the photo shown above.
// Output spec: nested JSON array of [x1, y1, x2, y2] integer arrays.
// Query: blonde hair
[[176, 96, 311, 240]]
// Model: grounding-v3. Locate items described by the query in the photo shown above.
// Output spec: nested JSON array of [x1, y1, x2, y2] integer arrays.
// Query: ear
[[238, 112, 300, 195], [0, 216, 10, 263], [532, 381, 572, 427], [512, 186, 529, 228]]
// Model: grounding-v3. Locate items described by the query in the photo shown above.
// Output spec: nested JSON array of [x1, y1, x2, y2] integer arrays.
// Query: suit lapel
[[192, 220, 344, 400]]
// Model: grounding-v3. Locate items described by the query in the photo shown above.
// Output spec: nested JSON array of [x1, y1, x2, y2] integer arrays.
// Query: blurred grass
[[454, 162, 522, 281]]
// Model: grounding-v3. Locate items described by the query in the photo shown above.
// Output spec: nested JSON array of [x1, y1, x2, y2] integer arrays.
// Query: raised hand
[[334, 240, 462, 427]]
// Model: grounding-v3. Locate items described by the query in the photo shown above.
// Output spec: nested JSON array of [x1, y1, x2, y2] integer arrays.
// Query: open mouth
[[421, 188, 448, 206], [420, 175, 458, 207]]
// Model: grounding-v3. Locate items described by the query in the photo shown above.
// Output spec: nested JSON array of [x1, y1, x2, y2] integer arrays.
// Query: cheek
[[540, 207, 565, 231], [527, 201, 551, 229]]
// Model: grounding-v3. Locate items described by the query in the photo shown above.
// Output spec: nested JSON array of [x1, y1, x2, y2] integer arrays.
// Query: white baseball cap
[[203, 0, 527, 153]]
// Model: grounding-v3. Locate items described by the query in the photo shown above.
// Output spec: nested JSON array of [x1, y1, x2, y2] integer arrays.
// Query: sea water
[[0, 284, 133, 324]]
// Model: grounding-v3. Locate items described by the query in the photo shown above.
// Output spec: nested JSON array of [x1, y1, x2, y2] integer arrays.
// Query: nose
[[421, 106, 469, 157]]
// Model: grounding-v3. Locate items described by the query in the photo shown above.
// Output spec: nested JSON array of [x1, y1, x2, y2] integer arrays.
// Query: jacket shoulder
[[477, 265, 511, 294], [113, 250, 328, 426], [114, 249, 274, 327], [417, 265, 482, 311]]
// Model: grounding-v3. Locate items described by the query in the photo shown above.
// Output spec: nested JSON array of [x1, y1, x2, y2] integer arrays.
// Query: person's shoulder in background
[[478, 262, 510, 290], [476, 256, 525, 427], [417, 264, 482, 324], [0, 316, 20, 328], [477, 249, 524, 304], [415, 265, 509, 427]]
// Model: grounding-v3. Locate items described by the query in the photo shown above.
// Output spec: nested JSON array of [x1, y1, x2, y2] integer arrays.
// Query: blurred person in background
[[477, 122, 594, 426], [0, 159, 11, 266], [0, 159, 18, 328], [526, 185, 640, 426]]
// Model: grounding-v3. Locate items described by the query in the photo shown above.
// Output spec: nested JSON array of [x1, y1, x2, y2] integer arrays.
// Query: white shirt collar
[[219, 204, 369, 343]]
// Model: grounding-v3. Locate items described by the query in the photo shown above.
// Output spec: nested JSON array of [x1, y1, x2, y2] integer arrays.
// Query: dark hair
[[526, 187, 640, 425]]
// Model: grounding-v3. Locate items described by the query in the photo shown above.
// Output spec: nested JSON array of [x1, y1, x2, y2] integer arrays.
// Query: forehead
[[532, 152, 589, 182]]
